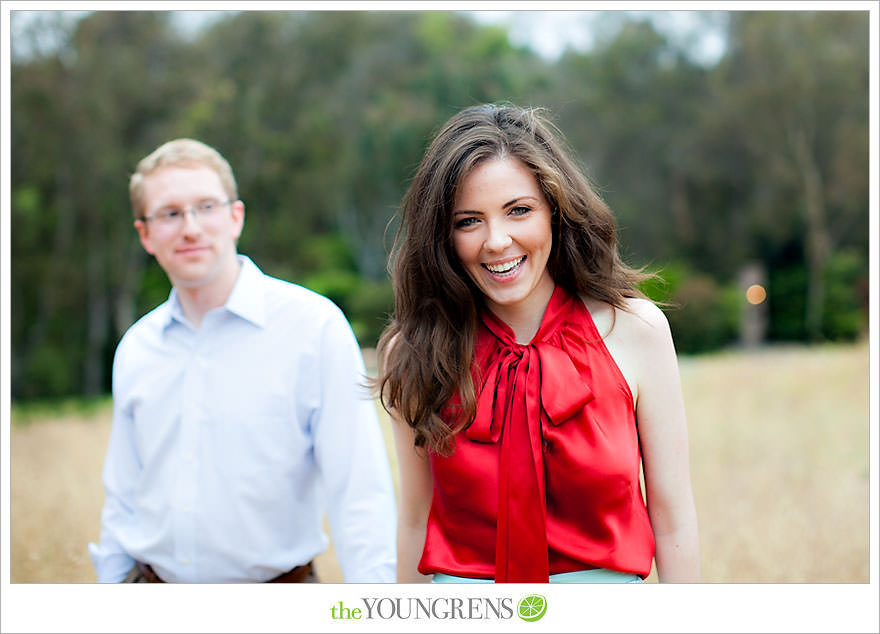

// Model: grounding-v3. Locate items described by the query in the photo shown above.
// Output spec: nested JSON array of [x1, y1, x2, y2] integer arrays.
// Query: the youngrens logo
[[517, 595, 547, 622], [329, 594, 547, 622]]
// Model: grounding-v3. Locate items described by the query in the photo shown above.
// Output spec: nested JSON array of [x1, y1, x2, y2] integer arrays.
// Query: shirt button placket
[[177, 339, 204, 578]]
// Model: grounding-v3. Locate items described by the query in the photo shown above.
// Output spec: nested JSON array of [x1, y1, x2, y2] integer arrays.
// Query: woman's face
[[451, 156, 555, 323]]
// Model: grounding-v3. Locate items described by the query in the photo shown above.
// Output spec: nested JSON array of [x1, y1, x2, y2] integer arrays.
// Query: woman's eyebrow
[[454, 195, 539, 215], [503, 196, 538, 207]]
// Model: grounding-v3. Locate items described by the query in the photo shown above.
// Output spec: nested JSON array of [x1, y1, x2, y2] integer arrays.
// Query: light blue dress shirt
[[88, 256, 396, 582]]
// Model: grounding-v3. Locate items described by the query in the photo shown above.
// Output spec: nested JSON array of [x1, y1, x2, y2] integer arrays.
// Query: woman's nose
[[484, 220, 513, 252]]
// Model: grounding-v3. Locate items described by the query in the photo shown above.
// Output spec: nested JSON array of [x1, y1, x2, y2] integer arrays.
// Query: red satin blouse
[[418, 285, 655, 582]]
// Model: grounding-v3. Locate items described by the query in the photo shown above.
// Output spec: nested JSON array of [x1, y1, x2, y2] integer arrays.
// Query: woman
[[378, 104, 700, 583]]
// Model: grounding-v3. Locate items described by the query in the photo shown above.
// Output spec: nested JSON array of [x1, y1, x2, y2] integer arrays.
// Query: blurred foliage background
[[10, 10, 869, 401]]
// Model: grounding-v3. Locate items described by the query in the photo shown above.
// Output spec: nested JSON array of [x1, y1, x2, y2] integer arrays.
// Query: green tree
[[12, 12, 201, 397], [10, 10, 868, 401], [709, 11, 868, 340]]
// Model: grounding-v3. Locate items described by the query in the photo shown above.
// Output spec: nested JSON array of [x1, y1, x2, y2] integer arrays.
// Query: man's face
[[134, 165, 244, 290]]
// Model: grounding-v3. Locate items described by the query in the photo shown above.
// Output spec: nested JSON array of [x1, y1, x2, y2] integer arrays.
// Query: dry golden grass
[[9, 341, 869, 583], [11, 413, 111, 582], [682, 341, 869, 582]]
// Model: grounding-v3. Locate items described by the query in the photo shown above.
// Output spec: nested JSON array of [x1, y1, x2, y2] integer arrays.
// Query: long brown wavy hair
[[377, 104, 651, 455]]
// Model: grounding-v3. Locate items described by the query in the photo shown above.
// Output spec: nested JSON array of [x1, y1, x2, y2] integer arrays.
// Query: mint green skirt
[[432, 569, 642, 583]]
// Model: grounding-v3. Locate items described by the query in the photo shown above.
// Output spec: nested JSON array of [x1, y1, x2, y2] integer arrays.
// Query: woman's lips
[[482, 255, 526, 278]]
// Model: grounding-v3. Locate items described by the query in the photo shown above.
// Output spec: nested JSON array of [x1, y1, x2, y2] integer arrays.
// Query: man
[[88, 138, 396, 582]]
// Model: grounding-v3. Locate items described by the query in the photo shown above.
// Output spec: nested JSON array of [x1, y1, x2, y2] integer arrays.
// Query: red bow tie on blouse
[[466, 286, 595, 582]]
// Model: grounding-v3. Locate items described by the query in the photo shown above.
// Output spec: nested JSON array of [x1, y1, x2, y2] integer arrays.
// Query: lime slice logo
[[517, 594, 547, 622]]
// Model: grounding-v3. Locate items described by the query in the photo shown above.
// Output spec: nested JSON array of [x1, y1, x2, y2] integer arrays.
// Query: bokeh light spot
[[746, 284, 767, 305]]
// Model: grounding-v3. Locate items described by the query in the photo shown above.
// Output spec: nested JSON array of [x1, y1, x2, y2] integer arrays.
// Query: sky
[[9, 8, 728, 66], [468, 10, 727, 64]]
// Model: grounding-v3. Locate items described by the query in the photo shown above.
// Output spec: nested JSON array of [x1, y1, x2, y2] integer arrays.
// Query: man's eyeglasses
[[140, 200, 235, 230]]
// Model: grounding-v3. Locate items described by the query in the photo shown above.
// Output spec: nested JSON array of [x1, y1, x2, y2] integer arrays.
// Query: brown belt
[[268, 561, 313, 583], [136, 561, 313, 583]]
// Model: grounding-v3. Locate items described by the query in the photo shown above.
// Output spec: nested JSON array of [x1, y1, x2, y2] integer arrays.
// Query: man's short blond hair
[[129, 138, 238, 219]]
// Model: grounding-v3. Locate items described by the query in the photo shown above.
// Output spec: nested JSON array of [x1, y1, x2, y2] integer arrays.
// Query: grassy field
[[9, 340, 870, 583]]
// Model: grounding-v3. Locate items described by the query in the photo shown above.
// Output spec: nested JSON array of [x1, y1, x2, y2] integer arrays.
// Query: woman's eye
[[509, 206, 531, 216], [455, 217, 479, 228]]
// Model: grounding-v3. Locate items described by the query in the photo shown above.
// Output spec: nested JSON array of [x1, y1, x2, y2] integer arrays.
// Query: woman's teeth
[[485, 256, 525, 275]]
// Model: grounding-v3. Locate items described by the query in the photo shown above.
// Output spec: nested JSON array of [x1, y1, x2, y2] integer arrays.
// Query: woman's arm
[[611, 299, 701, 582], [390, 411, 435, 582], [600, 299, 700, 582], [380, 334, 435, 582]]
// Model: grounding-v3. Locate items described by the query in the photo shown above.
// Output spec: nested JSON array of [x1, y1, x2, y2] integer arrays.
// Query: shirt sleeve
[[312, 309, 397, 582], [87, 344, 140, 582]]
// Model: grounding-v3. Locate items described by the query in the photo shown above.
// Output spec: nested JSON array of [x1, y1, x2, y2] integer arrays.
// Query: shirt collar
[[224, 255, 267, 327], [161, 255, 268, 330]]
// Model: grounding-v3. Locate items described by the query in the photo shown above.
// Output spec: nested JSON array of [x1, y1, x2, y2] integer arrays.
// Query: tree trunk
[[337, 202, 388, 280], [792, 127, 829, 341], [670, 170, 694, 246], [14, 168, 77, 395], [113, 238, 146, 340], [84, 235, 108, 396]]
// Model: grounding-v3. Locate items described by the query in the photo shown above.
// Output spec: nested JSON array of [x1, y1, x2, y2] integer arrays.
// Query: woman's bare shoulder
[[581, 295, 670, 342]]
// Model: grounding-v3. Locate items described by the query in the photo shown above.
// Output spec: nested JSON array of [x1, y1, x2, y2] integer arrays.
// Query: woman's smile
[[483, 255, 526, 278]]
